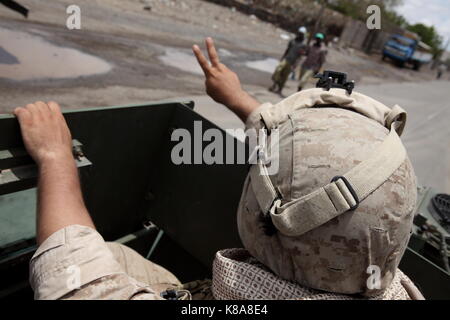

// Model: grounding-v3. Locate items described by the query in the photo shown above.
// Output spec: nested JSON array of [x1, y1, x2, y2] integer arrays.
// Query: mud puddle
[[159, 46, 278, 77], [0, 27, 111, 81]]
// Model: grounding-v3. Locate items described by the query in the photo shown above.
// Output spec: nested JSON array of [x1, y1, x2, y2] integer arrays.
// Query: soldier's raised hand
[[192, 38, 260, 122], [14, 101, 73, 167]]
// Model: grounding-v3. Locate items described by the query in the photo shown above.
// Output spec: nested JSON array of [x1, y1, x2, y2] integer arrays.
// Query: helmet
[[238, 88, 417, 296], [298, 26, 307, 34], [315, 33, 325, 40]]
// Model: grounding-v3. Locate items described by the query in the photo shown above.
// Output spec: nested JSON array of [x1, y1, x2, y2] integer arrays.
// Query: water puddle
[[245, 58, 278, 74], [158, 47, 277, 76], [158, 48, 203, 75], [0, 28, 112, 81], [218, 48, 235, 58]]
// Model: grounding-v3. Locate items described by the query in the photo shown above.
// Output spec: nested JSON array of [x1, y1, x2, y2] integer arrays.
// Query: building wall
[[205, 0, 399, 54], [339, 19, 400, 54], [340, 19, 369, 50]]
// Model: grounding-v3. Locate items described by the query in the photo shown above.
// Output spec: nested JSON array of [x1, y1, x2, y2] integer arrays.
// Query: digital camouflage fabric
[[237, 89, 418, 297]]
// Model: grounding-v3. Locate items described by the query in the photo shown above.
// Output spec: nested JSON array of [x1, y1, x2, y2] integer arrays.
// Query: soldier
[[19, 38, 423, 300], [269, 27, 308, 95], [298, 33, 327, 92], [437, 63, 447, 80]]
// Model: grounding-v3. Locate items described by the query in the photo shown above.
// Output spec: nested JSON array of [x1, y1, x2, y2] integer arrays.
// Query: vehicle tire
[[382, 55, 386, 61], [413, 62, 421, 71]]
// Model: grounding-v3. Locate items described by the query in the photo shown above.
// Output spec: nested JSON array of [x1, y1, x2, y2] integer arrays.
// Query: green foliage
[[257, 0, 445, 56], [407, 23, 443, 56]]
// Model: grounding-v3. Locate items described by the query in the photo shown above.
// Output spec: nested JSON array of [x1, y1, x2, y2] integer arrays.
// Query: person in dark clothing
[[269, 27, 307, 94], [298, 33, 327, 92], [437, 64, 447, 79]]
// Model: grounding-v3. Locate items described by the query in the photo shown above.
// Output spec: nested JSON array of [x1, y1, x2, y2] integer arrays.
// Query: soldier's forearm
[[37, 155, 95, 245], [226, 90, 261, 123]]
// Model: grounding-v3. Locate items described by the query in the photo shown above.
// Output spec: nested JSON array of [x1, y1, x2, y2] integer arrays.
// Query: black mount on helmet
[[315, 70, 355, 95]]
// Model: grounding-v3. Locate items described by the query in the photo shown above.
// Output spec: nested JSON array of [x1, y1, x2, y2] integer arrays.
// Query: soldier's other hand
[[192, 38, 260, 122], [14, 102, 73, 167]]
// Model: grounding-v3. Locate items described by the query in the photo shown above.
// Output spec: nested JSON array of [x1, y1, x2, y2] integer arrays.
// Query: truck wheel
[[413, 62, 421, 71], [397, 61, 405, 68], [382, 55, 386, 61]]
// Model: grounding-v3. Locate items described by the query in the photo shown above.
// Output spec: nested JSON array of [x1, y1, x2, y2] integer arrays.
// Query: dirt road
[[184, 80, 450, 194], [0, 0, 441, 113]]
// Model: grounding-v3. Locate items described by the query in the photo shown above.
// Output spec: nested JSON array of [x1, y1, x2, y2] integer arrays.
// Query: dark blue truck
[[382, 34, 433, 71]]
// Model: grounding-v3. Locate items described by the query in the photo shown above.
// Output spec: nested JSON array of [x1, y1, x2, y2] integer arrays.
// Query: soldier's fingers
[[34, 101, 47, 108], [47, 101, 62, 114], [192, 44, 211, 75], [206, 37, 220, 67], [25, 103, 41, 120], [13, 107, 32, 125], [34, 101, 50, 117]]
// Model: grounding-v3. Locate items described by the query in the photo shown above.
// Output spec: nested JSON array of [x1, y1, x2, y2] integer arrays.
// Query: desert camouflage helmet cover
[[237, 88, 417, 296]]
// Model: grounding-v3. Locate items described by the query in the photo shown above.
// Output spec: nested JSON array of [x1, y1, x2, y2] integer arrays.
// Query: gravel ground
[[0, 0, 442, 113]]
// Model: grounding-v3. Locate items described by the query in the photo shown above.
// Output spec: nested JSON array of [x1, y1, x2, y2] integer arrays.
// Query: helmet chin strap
[[249, 89, 408, 237]]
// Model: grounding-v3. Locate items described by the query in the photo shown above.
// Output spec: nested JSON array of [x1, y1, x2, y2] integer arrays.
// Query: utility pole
[[0, 0, 29, 17], [442, 37, 450, 62], [433, 37, 450, 69]]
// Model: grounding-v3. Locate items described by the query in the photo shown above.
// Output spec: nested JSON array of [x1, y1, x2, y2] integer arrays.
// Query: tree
[[407, 23, 443, 57], [327, 0, 367, 20], [382, 0, 403, 10]]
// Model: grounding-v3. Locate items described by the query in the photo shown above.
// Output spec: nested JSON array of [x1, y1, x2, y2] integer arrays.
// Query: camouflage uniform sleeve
[[29, 225, 163, 300], [281, 40, 293, 60], [245, 102, 274, 131], [245, 100, 293, 133]]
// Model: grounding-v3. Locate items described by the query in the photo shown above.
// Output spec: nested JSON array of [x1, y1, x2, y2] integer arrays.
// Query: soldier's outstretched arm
[[192, 37, 261, 122], [14, 102, 95, 245], [14, 103, 164, 300]]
